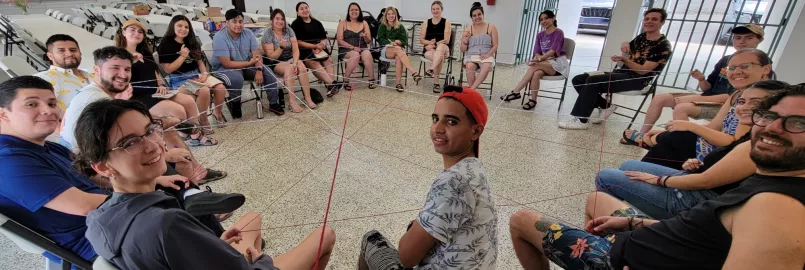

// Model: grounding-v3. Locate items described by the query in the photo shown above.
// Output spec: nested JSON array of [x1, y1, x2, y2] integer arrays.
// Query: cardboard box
[[132, 4, 150, 15], [207, 7, 222, 17]]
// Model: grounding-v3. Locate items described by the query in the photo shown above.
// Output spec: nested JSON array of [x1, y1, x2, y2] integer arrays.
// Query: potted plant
[[2, 0, 30, 15]]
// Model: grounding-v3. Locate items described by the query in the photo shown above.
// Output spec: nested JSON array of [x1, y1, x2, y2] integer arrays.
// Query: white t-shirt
[[60, 82, 111, 151], [416, 157, 498, 269]]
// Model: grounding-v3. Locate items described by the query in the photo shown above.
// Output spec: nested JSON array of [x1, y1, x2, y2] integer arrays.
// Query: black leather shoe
[[183, 187, 245, 216]]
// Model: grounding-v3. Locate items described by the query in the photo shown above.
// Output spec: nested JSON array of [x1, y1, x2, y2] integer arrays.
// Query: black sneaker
[[183, 187, 245, 216]]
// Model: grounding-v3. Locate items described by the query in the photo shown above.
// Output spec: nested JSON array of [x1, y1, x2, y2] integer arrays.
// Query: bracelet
[[655, 176, 662, 186], [662, 176, 671, 188], [635, 218, 644, 229]]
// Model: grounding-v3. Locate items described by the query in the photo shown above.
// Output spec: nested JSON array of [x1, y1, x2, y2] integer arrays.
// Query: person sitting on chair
[[624, 24, 765, 139], [34, 34, 93, 113], [76, 99, 336, 270], [377, 6, 422, 92], [358, 86, 497, 269], [420, 0, 452, 93], [291, 1, 342, 97], [509, 84, 805, 270], [461, 2, 498, 91], [0, 76, 242, 267], [336, 2, 376, 91], [500, 10, 569, 111], [558, 8, 672, 130], [211, 9, 283, 118], [262, 9, 318, 113]]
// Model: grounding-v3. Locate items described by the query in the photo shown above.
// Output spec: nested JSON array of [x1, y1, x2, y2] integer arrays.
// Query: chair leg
[[626, 94, 651, 130], [558, 78, 569, 112], [417, 61, 423, 86]]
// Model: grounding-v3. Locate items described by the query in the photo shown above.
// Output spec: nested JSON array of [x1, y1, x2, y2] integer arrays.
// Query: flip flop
[[620, 130, 651, 150]]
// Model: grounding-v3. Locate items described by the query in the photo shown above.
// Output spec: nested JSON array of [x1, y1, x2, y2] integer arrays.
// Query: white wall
[[557, 0, 582, 40], [598, 0, 642, 71], [773, 0, 805, 84]]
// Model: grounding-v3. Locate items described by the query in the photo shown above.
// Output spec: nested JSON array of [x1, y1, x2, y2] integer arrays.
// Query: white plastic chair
[[62, 15, 73, 22], [92, 24, 107, 36], [0, 213, 102, 270], [45, 9, 54, 16], [151, 23, 169, 40], [172, 11, 183, 17], [0, 56, 38, 77], [188, 2, 196, 7], [101, 28, 117, 40]]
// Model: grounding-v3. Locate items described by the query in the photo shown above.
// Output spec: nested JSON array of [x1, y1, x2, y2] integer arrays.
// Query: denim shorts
[[168, 70, 199, 90]]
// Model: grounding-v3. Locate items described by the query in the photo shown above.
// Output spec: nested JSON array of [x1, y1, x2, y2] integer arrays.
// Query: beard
[[100, 76, 128, 93], [55, 57, 81, 69], [750, 132, 805, 172]]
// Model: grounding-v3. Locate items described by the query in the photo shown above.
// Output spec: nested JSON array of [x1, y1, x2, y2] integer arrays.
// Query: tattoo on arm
[[534, 215, 559, 232]]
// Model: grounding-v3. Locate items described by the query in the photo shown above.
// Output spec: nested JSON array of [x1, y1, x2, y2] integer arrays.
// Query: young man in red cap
[[357, 86, 498, 269]]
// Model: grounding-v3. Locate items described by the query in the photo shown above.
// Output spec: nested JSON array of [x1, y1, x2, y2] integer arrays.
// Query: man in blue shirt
[[212, 9, 282, 118], [0, 76, 244, 265]]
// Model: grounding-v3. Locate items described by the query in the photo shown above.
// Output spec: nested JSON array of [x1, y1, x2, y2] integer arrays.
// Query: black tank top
[[424, 18, 446, 42], [610, 174, 805, 269]]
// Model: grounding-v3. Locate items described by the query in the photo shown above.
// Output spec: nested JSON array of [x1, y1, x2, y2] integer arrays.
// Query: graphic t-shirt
[[702, 55, 734, 96], [617, 33, 673, 85], [534, 29, 565, 56], [417, 157, 498, 269], [34, 66, 93, 111]]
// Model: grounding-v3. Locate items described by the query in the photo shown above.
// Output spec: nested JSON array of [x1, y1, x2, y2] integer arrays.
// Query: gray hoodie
[[86, 191, 277, 270]]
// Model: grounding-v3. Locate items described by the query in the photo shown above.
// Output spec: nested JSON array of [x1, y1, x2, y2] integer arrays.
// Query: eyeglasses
[[108, 123, 164, 155], [751, 110, 805, 134], [726, 62, 761, 71]]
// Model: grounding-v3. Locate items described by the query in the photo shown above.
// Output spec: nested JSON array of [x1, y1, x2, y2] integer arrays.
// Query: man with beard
[[508, 84, 805, 269], [34, 34, 93, 112], [60, 46, 227, 185]]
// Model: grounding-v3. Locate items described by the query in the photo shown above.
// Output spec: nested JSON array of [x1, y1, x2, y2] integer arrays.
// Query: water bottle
[[207, 18, 213, 31], [256, 100, 264, 119], [380, 74, 387, 87]]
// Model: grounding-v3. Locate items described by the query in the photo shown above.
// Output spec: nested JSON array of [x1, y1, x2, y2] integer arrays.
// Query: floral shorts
[[541, 206, 649, 270]]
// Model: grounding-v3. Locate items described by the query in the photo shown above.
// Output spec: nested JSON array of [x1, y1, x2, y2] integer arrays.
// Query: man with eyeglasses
[[0, 75, 246, 266], [509, 84, 805, 269]]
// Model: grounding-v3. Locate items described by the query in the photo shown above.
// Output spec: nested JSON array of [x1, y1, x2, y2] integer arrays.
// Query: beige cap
[[121, 19, 148, 32], [732, 24, 764, 38]]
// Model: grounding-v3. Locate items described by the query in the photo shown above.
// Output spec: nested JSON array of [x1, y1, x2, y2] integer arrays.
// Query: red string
[[592, 67, 615, 223], [313, 86, 354, 270]]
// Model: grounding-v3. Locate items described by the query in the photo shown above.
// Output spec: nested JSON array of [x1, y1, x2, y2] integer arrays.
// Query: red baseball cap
[[438, 86, 488, 157]]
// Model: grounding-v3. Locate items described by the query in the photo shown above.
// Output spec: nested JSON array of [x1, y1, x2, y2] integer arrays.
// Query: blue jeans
[[167, 70, 199, 89], [212, 66, 278, 105], [596, 160, 720, 219]]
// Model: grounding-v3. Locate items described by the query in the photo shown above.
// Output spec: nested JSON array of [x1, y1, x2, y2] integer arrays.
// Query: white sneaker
[[590, 107, 615, 124], [558, 117, 590, 130]]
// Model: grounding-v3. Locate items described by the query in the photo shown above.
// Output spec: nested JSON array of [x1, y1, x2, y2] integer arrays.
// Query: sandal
[[202, 126, 215, 135], [500, 92, 522, 102], [186, 130, 218, 146], [326, 83, 340, 97], [432, 84, 441, 93], [412, 72, 422, 83], [198, 169, 227, 185], [522, 99, 537, 110], [395, 84, 404, 92], [620, 130, 652, 150], [212, 114, 227, 128], [344, 79, 353, 91], [368, 78, 378, 89], [424, 69, 434, 77], [215, 212, 233, 222]]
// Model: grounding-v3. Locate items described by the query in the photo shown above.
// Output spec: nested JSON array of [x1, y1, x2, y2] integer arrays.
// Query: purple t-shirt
[[534, 29, 565, 56]]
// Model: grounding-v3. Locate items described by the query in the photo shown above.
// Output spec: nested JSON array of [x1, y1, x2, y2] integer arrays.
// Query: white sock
[[183, 188, 203, 199]]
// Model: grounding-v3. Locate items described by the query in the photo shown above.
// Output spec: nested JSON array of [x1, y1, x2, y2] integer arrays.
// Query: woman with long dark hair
[[158, 15, 229, 126], [337, 2, 375, 91], [116, 20, 217, 146], [291, 2, 341, 97], [74, 99, 336, 269], [500, 10, 569, 110], [262, 9, 317, 113]]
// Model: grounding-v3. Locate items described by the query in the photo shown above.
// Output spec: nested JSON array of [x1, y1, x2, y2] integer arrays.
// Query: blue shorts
[[541, 206, 649, 270], [168, 70, 199, 89]]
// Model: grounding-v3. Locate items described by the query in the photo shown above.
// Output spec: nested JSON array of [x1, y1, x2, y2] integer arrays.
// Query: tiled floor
[[0, 34, 686, 269]]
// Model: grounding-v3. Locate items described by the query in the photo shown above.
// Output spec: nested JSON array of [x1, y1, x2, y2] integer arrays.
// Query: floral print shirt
[[417, 157, 498, 269]]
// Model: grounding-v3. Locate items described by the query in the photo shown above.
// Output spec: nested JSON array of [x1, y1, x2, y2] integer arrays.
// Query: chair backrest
[[201, 42, 214, 68], [71, 17, 88, 28], [63, 15, 73, 22], [101, 12, 118, 25], [188, 2, 196, 7], [196, 29, 212, 45], [46, 9, 54, 16], [172, 11, 183, 17], [151, 23, 169, 38], [193, 9, 205, 19], [93, 24, 107, 35], [102, 28, 117, 39], [0, 56, 38, 77], [55, 13, 64, 21], [0, 213, 94, 269]]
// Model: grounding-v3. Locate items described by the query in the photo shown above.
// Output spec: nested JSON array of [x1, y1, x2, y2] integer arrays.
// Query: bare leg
[[274, 62, 303, 113], [464, 62, 477, 87], [641, 93, 676, 133], [181, 86, 211, 127], [431, 44, 449, 85], [470, 63, 493, 89], [229, 212, 263, 255], [294, 61, 316, 109], [584, 192, 629, 224], [672, 102, 703, 121], [272, 226, 336, 270], [344, 51, 360, 87], [211, 83, 227, 121], [360, 50, 375, 81], [527, 70, 545, 99], [305, 60, 334, 84], [511, 65, 538, 93], [385, 48, 404, 83], [509, 209, 552, 270], [170, 93, 205, 126]]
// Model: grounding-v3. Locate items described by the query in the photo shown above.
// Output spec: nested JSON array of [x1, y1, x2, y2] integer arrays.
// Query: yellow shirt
[[34, 66, 94, 111]]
